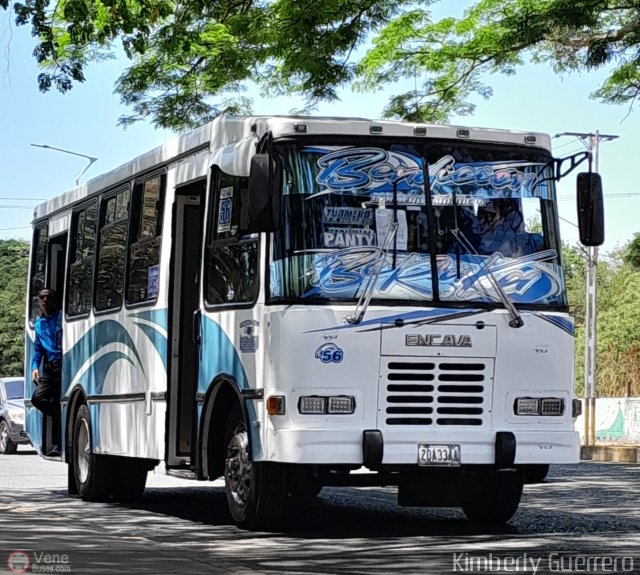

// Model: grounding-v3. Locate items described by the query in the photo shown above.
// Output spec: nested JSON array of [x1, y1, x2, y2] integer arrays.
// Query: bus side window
[[205, 169, 259, 306], [29, 222, 49, 325], [95, 187, 130, 312], [126, 174, 165, 305], [66, 200, 98, 318]]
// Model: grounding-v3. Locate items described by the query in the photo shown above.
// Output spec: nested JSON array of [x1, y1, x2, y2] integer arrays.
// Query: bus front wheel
[[457, 468, 524, 524], [72, 404, 114, 501], [223, 405, 287, 530]]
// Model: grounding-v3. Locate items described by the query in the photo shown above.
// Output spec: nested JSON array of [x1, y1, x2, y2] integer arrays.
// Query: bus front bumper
[[264, 428, 580, 466]]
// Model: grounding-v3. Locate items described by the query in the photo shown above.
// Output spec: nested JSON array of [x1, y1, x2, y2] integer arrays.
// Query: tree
[[0, 240, 30, 376], [3, 0, 639, 130], [1, 0, 407, 130], [623, 232, 640, 269], [358, 0, 640, 122]]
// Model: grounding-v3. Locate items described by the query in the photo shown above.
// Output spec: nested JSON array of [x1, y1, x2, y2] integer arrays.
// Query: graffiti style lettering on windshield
[[315, 148, 425, 194], [431, 156, 546, 197], [301, 248, 562, 304]]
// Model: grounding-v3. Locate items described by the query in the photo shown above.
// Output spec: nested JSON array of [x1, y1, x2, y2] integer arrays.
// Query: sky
[[1, 4, 638, 257]]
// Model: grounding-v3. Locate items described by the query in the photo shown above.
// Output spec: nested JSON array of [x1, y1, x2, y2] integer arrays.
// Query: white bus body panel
[[258, 307, 578, 466]]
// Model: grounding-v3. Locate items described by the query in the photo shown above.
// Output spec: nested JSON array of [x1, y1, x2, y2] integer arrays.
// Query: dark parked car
[[0, 377, 29, 454]]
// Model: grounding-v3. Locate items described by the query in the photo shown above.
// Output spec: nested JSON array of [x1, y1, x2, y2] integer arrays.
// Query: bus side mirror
[[241, 154, 280, 233], [576, 172, 604, 247]]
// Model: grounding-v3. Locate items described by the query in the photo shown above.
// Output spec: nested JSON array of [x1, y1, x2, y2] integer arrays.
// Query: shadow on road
[[115, 484, 519, 539]]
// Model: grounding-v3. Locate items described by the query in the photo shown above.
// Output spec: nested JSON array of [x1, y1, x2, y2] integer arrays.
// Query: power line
[[0, 226, 31, 231]]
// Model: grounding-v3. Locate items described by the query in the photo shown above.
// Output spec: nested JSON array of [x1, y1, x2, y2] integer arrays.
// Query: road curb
[[580, 445, 640, 463]]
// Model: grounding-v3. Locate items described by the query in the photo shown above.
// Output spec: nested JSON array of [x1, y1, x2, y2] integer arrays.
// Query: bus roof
[[33, 115, 552, 221]]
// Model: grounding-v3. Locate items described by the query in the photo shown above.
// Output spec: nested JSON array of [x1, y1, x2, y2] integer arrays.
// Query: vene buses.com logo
[[7, 550, 31, 574]]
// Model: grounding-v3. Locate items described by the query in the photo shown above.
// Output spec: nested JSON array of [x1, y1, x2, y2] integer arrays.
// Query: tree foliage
[[567, 242, 640, 398], [0, 240, 29, 376], [3, 0, 640, 129]]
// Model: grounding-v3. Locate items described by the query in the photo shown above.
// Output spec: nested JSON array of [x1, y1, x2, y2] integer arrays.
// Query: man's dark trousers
[[32, 360, 61, 418]]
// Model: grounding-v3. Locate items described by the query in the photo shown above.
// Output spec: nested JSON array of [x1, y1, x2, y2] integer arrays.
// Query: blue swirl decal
[[24, 333, 42, 453], [73, 351, 135, 395], [134, 321, 168, 372], [306, 308, 480, 333], [198, 316, 261, 457], [63, 320, 144, 386], [537, 314, 575, 335], [128, 309, 169, 330]]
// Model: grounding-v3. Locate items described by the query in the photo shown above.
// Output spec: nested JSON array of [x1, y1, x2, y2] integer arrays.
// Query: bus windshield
[[270, 141, 566, 307]]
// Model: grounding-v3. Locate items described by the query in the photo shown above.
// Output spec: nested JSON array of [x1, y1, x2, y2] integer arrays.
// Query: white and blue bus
[[25, 115, 603, 529]]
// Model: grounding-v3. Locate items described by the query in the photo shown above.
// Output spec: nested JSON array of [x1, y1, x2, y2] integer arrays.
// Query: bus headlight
[[298, 396, 355, 415], [540, 398, 564, 416], [298, 396, 326, 414], [514, 398, 539, 416], [514, 397, 565, 416], [327, 396, 355, 414]]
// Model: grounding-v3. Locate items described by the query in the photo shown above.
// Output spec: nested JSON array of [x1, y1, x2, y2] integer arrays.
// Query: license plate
[[418, 444, 461, 466]]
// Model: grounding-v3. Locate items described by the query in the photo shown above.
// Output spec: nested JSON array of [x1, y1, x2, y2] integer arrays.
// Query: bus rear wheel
[[457, 468, 524, 524], [112, 458, 149, 502], [72, 404, 114, 502], [223, 405, 287, 530]]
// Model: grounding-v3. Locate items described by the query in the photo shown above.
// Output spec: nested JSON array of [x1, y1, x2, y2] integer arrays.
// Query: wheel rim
[[76, 418, 91, 484], [0, 423, 8, 452], [225, 430, 252, 508]]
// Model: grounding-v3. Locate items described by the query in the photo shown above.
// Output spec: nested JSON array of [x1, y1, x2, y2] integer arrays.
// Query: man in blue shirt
[[31, 287, 62, 454]]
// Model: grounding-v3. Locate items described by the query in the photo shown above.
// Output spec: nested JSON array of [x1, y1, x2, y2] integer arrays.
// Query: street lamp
[[31, 143, 98, 186]]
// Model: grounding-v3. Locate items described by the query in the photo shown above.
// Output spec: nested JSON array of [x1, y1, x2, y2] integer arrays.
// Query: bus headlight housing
[[298, 395, 355, 415], [514, 398, 539, 416], [298, 396, 326, 414], [514, 397, 565, 416]]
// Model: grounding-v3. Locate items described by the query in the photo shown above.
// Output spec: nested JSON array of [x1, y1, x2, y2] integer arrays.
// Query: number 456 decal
[[315, 343, 344, 364]]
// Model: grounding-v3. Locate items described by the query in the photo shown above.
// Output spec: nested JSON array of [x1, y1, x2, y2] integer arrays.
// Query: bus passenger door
[[44, 232, 67, 455], [167, 181, 205, 468]]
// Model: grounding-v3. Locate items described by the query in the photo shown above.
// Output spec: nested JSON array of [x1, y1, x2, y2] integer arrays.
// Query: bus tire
[[458, 468, 523, 524], [224, 405, 287, 530], [72, 404, 114, 502], [112, 458, 148, 502], [0, 420, 17, 454], [289, 480, 323, 497], [523, 464, 550, 484]]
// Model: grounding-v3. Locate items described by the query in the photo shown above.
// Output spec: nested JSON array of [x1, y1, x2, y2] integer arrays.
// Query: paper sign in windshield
[[323, 227, 376, 248]]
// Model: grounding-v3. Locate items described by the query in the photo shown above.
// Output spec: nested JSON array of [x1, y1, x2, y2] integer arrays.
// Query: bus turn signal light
[[266, 395, 286, 415]]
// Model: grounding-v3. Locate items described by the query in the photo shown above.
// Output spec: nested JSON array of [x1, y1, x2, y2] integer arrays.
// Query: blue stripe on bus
[[72, 351, 135, 395], [24, 333, 43, 454], [133, 321, 168, 372], [127, 309, 169, 330], [198, 316, 262, 457], [535, 314, 574, 335], [305, 308, 479, 332], [63, 320, 144, 382]]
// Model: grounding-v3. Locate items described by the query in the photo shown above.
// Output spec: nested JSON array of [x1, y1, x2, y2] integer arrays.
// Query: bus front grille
[[381, 359, 492, 426]]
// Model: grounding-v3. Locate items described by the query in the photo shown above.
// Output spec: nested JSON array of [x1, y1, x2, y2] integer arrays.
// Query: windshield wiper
[[345, 221, 399, 325], [449, 194, 523, 328]]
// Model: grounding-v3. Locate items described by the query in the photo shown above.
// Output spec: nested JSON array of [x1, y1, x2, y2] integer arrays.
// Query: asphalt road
[[1, 446, 639, 575]]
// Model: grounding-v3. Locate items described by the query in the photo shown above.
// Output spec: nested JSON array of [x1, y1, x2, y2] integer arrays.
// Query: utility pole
[[31, 144, 98, 186], [555, 131, 619, 447]]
